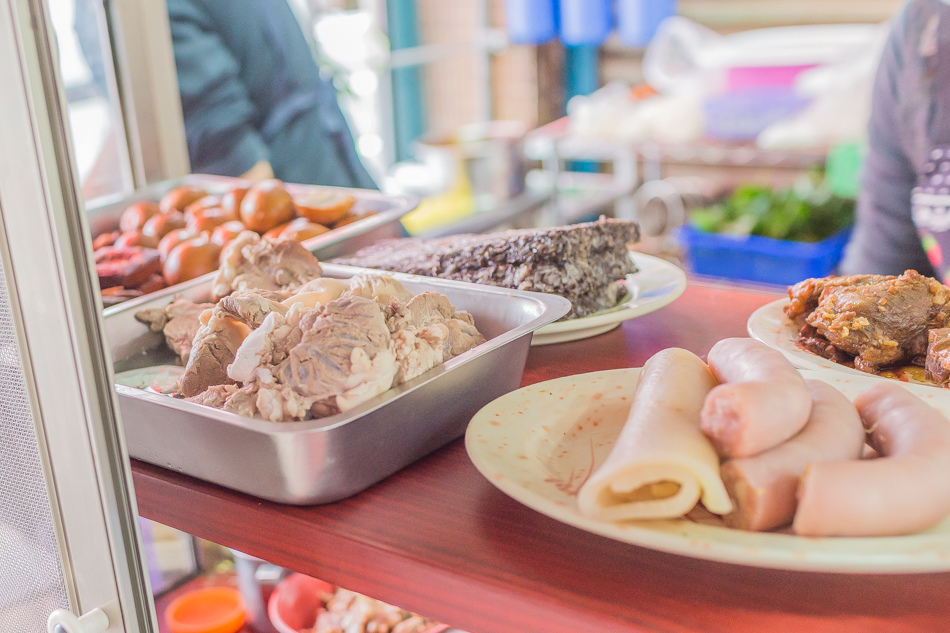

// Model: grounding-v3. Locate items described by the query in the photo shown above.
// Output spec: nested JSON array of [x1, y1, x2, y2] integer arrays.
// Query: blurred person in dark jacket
[[74, 0, 375, 189], [840, 0, 950, 281]]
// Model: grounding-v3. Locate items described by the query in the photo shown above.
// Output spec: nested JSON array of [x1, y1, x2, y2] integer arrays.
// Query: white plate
[[747, 298, 837, 370], [465, 367, 950, 573], [530, 253, 687, 346], [746, 298, 934, 384]]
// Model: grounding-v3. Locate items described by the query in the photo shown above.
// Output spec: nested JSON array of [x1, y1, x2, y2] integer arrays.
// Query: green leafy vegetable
[[689, 175, 855, 242]]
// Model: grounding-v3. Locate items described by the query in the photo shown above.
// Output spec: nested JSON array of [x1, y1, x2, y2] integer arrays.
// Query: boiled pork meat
[[178, 309, 250, 397], [385, 291, 485, 383], [178, 291, 289, 397], [274, 295, 396, 412], [135, 297, 213, 363], [184, 274, 486, 420], [212, 231, 323, 301]]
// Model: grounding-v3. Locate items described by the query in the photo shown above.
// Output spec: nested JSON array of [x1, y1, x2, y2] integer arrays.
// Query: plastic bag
[[757, 24, 889, 149], [643, 17, 881, 95], [642, 16, 722, 94], [566, 82, 704, 144]]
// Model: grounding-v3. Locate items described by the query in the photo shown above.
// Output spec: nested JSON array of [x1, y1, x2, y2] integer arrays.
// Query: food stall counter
[[130, 281, 950, 633]]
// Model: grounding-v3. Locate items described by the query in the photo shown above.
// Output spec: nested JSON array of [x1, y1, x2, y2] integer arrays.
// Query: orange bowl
[[165, 586, 246, 633]]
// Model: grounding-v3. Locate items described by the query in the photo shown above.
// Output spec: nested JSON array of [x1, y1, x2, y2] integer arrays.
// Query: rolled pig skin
[[720, 380, 865, 531], [701, 338, 813, 459], [577, 348, 733, 522], [794, 382, 950, 537]]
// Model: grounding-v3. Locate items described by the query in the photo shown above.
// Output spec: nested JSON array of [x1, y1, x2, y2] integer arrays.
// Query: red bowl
[[268, 573, 449, 633]]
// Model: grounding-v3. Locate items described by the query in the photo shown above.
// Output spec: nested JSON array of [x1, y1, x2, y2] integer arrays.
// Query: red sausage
[[701, 338, 812, 458], [793, 382, 950, 537], [720, 379, 865, 531]]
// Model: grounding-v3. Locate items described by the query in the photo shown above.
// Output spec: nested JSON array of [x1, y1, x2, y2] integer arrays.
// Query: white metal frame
[[358, 0, 502, 172], [105, 0, 190, 187], [0, 0, 157, 631]]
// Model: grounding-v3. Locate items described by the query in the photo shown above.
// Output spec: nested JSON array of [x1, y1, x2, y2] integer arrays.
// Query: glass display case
[[0, 0, 159, 630]]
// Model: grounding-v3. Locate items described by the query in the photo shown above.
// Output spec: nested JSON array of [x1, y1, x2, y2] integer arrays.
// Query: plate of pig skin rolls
[[464, 338, 950, 573]]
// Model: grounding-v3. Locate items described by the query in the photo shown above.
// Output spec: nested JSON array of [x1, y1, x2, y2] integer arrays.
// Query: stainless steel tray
[[104, 265, 571, 504], [87, 174, 418, 262]]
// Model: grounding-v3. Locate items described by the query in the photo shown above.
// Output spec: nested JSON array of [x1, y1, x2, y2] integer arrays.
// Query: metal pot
[[231, 549, 288, 633]]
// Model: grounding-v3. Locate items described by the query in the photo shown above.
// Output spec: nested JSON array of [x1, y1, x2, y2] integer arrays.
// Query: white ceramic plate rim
[[531, 253, 687, 344], [465, 367, 950, 573]]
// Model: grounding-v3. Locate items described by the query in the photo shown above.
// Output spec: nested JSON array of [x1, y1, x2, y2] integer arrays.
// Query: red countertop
[[132, 281, 950, 633]]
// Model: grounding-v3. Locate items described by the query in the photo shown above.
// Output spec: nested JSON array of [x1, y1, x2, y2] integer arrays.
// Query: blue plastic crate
[[678, 225, 852, 286]]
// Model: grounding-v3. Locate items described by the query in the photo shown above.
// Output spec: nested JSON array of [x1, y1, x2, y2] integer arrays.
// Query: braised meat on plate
[[927, 328, 950, 386], [786, 270, 950, 375], [784, 274, 886, 320]]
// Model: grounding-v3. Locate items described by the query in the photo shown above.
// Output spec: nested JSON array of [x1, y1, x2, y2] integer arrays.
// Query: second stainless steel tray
[[87, 174, 419, 262], [104, 266, 570, 504]]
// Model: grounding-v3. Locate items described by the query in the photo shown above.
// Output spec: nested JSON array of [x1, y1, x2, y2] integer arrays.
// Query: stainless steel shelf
[[524, 117, 828, 169]]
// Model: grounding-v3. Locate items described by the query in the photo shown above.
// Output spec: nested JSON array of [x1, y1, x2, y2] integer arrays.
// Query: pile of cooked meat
[[785, 270, 950, 381], [312, 588, 437, 633], [136, 231, 485, 421], [331, 217, 640, 319]]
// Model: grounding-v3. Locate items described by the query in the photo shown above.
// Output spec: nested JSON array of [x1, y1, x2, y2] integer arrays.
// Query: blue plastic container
[[504, 0, 557, 45], [559, 0, 612, 46], [617, 0, 677, 48], [678, 225, 852, 286]]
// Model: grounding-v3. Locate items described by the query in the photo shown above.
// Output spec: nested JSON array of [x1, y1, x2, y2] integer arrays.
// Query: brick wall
[[415, 0, 540, 138], [415, 0, 485, 138]]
